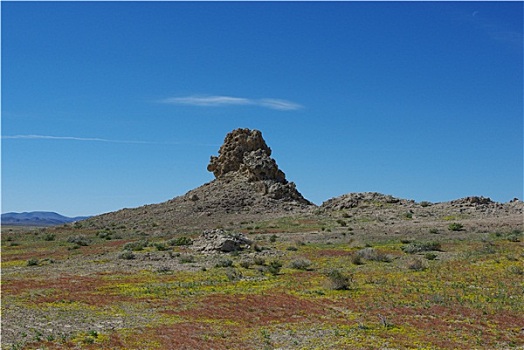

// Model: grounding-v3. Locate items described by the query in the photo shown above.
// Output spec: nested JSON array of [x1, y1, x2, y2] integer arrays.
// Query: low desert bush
[[407, 257, 426, 271], [118, 250, 135, 260], [239, 260, 252, 269], [289, 258, 312, 270], [325, 269, 354, 290], [254, 257, 266, 266], [357, 247, 392, 262], [507, 265, 523, 275], [67, 235, 90, 246], [153, 242, 167, 251], [215, 258, 234, 268], [425, 253, 437, 260], [97, 231, 112, 240], [448, 222, 464, 231], [26, 258, 39, 266], [507, 230, 522, 242], [336, 219, 347, 227], [156, 266, 172, 273], [402, 241, 441, 254], [43, 233, 56, 241], [268, 260, 282, 275], [351, 254, 364, 265], [167, 236, 193, 246], [123, 239, 148, 251], [225, 268, 242, 281], [179, 254, 195, 264]]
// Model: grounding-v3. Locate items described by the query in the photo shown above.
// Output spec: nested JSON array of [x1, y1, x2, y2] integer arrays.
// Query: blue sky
[[2, 1, 522, 217]]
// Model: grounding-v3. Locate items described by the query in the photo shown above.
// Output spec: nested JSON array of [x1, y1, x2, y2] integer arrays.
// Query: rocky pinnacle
[[207, 128, 311, 204]]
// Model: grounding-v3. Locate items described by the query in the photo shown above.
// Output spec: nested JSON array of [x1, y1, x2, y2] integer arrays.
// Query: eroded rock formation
[[208, 128, 286, 183], [207, 128, 310, 204]]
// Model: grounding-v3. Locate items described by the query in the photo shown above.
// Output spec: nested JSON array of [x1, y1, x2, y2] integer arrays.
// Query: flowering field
[[2, 219, 523, 349]]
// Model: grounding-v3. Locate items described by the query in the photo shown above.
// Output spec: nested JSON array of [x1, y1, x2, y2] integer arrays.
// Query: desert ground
[[2, 129, 523, 349]]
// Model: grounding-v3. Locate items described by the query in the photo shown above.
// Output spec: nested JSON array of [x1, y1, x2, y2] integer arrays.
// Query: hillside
[[83, 128, 314, 232]]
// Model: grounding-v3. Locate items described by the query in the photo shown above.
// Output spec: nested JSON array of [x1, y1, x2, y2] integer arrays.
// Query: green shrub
[[425, 253, 437, 260], [507, 230, 522, 242], [123, 239, 148, 251], [153, 242, 167, 251], [156, 266, 172, 273], [239, 260, 252, 269], [268, 260, 282, 275], [429, 228, 440, 234], [225, 268, 242, 281], [179, 254, 195, 264], [67, 235, 90, 246], [448, 222, 464, 231], [402, 241, 441, 254], [407, 257, 426, 271], [118, 250, 135, 260], [357, 247, 392, 262], [420, 201, 432, 207], [289, 258, 312, 270], [326, 269, 353, 290], [351, 254, 364, 265], [507, 265, 523, 275], [336, 219, 347, 227], [252, 244, 266, 252], [167, 236, 193, 246], [215, 258, 234, 268], [269, 234, 278, 243], [97, 231, 112, 240], [27, 258, 39, 266], [43, 233, 56, 241], [254, 257, 266, 266]]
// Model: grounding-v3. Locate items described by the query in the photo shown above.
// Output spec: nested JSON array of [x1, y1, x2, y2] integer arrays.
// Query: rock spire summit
[[207, 128, 310, 203]]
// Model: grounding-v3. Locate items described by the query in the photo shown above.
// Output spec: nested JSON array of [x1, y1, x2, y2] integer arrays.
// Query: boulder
[[193, 229, 253, 253]]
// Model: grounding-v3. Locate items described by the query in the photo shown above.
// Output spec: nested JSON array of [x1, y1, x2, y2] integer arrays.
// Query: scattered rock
[[450, 196, 494, 206], [320, 192, 407, 210], [193, 229, 253, 253]]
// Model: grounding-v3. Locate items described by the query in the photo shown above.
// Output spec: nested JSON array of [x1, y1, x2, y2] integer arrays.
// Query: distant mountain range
[[1, 212, 91, 226]]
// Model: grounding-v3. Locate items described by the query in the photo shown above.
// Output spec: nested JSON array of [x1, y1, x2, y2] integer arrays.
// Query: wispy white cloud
[[258, 98, 303, 111], [160, 95, 303, 110], [2, 134, 154, 144], [2, 134, 219, 147], [161, 95, 251, 107]]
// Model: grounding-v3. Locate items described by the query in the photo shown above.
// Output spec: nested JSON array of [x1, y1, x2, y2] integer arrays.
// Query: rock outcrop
[[207, 128, 311, 204], [208, 128, 285, 183], [321, 192, 411, 210], [193, 229, 253, 253], [82, 128, 314, 232]]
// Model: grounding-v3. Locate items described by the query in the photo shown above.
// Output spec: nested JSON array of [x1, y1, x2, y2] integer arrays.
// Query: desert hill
[[81, 128, 522, 235], [83, 128, 314, 232]]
